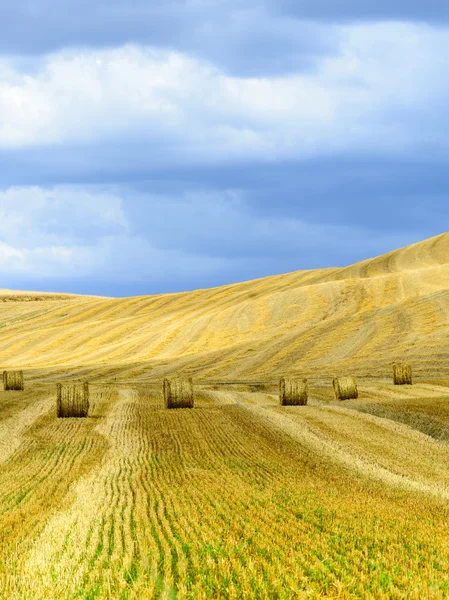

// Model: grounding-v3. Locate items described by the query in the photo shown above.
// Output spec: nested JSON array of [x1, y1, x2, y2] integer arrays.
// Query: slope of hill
[[1, 232, 449, 381], [3, 233, 449, 599]]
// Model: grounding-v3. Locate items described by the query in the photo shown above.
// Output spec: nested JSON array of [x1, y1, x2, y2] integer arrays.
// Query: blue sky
[[1, 1, 448, 296]]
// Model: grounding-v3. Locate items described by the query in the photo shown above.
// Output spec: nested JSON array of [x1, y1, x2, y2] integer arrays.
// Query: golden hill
[[3, 232, 449, 599], [1, 231, 449, 382]]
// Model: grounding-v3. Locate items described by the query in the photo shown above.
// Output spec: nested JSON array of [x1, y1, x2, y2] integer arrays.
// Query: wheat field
[[2, 233, 449, 597]]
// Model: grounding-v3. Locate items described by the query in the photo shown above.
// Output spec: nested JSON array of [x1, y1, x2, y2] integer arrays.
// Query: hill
[[0, 231, 449, 381], [2, 232, 449, 598]]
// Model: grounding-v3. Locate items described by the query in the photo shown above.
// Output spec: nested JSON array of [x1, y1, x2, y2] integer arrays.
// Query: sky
[[1, 1, 449, 297]]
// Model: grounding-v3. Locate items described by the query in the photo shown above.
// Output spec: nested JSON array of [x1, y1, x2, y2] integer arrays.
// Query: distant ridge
[[0, 290, 108, 301]]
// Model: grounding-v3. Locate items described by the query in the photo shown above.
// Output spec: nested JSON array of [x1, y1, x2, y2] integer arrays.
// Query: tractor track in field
[[2, 385, 449, 598], [224, 389, 449, 501]]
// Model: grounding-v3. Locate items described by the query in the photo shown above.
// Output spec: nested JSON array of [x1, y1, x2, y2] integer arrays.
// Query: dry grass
[[1, 384, 449, 598], [1, 234, 449, 596], [332, 376, 358, 400], [3, 370, 24, 391], [56, 382, 90, 418], [279, 377, 308, 405], [0, 231, 449, 382], [347, 381, 449, 441], [393, 363, 413, 385], [163, 377, 194, 408]]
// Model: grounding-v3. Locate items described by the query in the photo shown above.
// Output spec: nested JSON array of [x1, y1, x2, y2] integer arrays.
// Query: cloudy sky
[[1, 1, 448, 297]]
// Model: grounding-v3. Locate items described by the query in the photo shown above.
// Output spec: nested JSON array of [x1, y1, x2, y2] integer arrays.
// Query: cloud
[[1, 22, 449, 168], [0, 240, 94, 279], [0, 1, 335, 77], [273, 0, 449, 23], [122, 189, 427, 267], [0, 187, 240, 285], [0, 187, 127, 279], [0, 185, 427, 296], [0, 5, 447, 297], [0, 187, 127, 246], [1, 1, 447, 63]]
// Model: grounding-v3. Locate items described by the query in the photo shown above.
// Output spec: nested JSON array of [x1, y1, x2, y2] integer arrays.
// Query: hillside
[[3, 232, 449, 599], [1, 231, 449, 381]]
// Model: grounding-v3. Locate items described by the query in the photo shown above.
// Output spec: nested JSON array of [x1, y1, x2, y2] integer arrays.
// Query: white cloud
[[0, 22, 449, 161], [0, 187, 127, 247], [0, 187, 127, 278], [0, 240, 95, 278], [0, 187, 242, 282]]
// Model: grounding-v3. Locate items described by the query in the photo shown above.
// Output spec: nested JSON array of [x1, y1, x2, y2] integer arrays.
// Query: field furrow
[[1, 385, 449, 598]]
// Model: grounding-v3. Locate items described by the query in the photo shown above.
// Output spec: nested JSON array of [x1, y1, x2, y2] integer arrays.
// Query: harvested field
[[0, 383, 448, 597], [0, 232, 449, 382], [2, 233, 449, 596]]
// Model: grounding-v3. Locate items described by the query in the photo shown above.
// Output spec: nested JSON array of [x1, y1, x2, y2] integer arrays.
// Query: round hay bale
[[163, 377, 194, 409], [3, 370, 24, 391], [56, 382, 90, 418], [332, 376, 358, 401], [279, 377, 308, 406], [393, 363, 412, 385]]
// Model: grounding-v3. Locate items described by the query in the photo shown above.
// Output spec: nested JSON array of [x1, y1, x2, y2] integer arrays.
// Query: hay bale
[[393, 363, 412, 385], [56, 382, 90, 418], [163, 378, 194, 409], [3, 370, 24, 391], [332, 376, 358, 400], [279, 377, 308, 406]]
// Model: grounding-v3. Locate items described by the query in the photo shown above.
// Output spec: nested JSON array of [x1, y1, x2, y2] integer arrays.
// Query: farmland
[[2, 232, 449, 597]]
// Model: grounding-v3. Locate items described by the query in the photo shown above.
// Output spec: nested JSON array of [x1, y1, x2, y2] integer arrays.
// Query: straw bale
[[3, 370, 24, 391], [163, 378, 194, 409], [279, 377, 308, 406], [56, 382, 90, 418], [393, 363, 412, 385], [332, 376, 358, 400]]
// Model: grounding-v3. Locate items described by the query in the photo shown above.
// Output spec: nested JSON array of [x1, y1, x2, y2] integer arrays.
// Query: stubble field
[[2, 380, 449, 598], [3, 232, 449, 598]]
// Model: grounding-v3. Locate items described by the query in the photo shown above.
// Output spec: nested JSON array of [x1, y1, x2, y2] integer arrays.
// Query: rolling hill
[[1, 231, 448, 382], [3, 232, 449, 598]]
